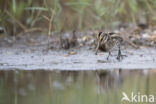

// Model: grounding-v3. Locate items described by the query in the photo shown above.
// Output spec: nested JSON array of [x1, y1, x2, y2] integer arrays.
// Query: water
[[0, 69, 155, 104]]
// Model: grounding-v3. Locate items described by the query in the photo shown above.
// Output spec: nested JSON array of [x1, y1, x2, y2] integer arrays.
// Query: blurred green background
[[0, 0, 156, 35]]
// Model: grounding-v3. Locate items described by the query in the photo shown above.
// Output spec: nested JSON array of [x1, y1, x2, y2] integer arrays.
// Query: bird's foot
[[107, 52, 112, 60], [116, 54, 127, 61], [95, 52, 98, 55]]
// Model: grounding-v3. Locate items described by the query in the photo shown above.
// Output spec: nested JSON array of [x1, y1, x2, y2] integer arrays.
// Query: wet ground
[[0, 44, 156, 70]]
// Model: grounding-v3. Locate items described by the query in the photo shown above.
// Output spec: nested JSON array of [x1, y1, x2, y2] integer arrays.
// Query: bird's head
[[97, 32, 108, 43]]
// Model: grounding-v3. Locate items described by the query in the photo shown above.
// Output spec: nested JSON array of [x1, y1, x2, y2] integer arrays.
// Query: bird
[[95, 32, 125, 61]]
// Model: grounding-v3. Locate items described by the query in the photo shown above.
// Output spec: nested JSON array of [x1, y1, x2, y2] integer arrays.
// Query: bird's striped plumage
[[95, 32, 124, 60]]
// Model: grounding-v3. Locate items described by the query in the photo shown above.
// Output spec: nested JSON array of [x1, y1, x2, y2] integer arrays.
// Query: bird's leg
[[117, 45, 126, 61], [117, 46, 121, 61], [95, 41, 100, 55], [107, 51, 112, 60], [95, 49, 98, 55]]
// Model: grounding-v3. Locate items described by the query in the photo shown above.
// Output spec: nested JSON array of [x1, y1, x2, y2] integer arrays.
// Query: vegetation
[[0, 0, 156, 35]]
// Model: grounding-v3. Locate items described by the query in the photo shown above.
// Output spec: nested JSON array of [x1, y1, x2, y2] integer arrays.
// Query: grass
[[0, 0, 156, 35]]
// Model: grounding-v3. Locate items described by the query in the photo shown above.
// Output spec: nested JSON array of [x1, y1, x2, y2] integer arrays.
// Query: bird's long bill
[[95, 40, 100, 54]]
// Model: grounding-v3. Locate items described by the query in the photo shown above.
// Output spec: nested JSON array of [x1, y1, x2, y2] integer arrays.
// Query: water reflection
[[96, 69, 123, 91], [0, 69, 155, 104]]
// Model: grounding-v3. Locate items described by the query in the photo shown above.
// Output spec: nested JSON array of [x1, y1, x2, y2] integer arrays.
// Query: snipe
[[95, 32, 125, 61]]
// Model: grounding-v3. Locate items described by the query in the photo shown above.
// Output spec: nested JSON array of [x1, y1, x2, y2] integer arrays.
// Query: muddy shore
[[0, 44, 156, 70]]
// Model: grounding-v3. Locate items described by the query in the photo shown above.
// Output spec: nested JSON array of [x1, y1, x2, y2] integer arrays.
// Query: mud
[[0, 44, 156, 70]]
